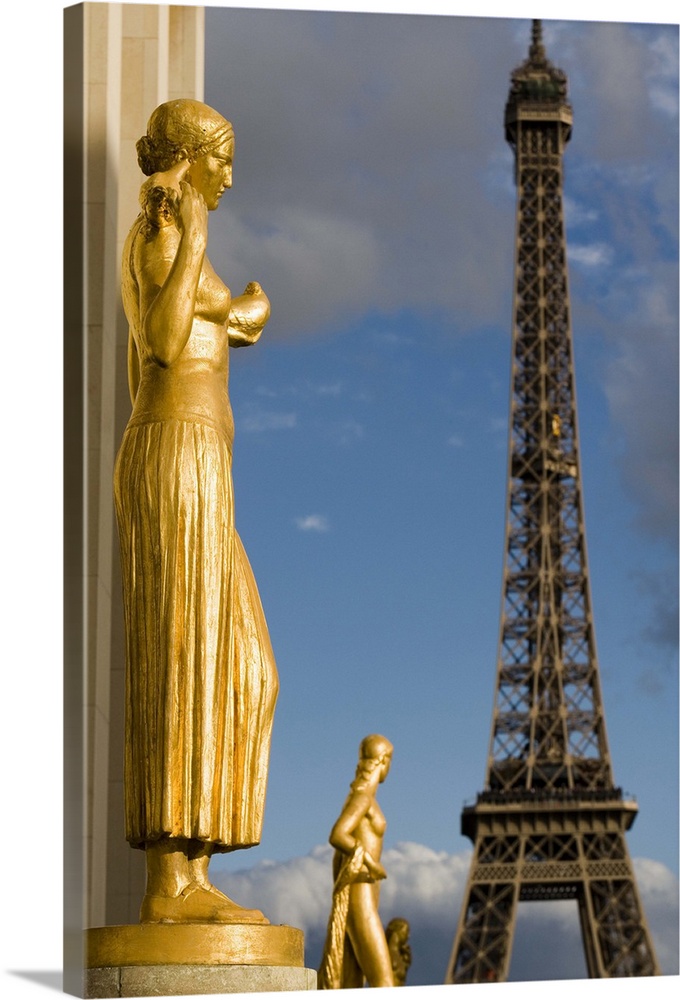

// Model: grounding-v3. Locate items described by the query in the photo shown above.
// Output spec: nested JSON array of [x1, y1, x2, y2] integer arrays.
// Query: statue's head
[[137, 99, 234, 174], [137, 100, 235, 212], [386, 917, 410, 944], [358, 734, 393, 783]]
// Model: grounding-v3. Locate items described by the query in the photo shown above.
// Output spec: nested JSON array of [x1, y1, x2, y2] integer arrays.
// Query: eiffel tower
[[445, 21, 660, 983]]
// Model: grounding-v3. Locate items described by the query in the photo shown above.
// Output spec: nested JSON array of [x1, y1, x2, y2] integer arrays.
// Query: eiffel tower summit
[[445, 20, 660, 983]]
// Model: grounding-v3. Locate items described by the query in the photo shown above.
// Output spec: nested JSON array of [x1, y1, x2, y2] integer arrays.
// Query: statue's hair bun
[[136, 134, 159, 176]]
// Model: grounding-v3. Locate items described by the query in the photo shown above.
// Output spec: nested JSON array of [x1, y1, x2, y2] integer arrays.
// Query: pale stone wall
[[67, 3, 205, 946]]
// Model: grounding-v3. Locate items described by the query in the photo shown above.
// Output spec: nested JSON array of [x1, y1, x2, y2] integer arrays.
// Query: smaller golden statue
[[318, 735, 394, 989], [385, 917, 412, 986]]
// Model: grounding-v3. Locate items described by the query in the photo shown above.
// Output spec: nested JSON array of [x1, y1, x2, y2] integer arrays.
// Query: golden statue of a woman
[[114, 99, 278, 925], [385, 917, 412, 986], [318, 735, 395, 988]]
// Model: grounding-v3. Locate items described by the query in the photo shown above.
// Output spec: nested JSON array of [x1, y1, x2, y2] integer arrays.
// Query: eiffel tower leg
[[578, 888, 601, 978], [582, 876, 660, 976], [578, 832, 660, 976], [447, 871, 519, 983]]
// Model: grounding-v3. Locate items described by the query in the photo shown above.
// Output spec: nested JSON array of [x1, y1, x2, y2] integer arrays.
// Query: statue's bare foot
[[140, 882, 269, 924]]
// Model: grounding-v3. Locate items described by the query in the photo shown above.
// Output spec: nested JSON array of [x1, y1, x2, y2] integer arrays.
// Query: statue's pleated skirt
[[113, 419, 278, 851]]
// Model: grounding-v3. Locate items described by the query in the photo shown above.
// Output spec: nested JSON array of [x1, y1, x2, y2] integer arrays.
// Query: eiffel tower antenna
[[445, 20, 660, 982]]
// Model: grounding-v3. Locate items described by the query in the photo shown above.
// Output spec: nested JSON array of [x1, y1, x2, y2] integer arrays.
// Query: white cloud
[[213, 843, 679, 985], [337, 420, 365, 445], [296, 514, 330, 533], [374, 330, 416, 347], [313, 382, 343, 397], [633, 858, 680, 974], [205, 12, 533, 335], [601, 275, 679, 543], [240, 410, 297, 432], [568, 242, 614, 268], [216, 845, 333, 937], [563, 195, 599, 228], [635, 569, 680, 655], [254, 385, 280, 398], [648, 32, 680, 117], [217, 203, 385, 335], [206, 12, 677, 569]]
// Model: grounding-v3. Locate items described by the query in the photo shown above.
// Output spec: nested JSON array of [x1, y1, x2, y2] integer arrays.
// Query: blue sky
[[194, 2, 679, 984], [2, 1, 678, 997]]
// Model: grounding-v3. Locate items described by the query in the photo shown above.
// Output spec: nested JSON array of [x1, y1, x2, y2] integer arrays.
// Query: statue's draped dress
[[114, 206, 278, 851]]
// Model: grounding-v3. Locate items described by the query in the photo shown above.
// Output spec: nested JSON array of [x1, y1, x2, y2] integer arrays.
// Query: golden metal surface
[[318, 735, 395, 989], [86, 923, 304, 969], [114, 99, 278, 924], [385, 918, 411, 986]]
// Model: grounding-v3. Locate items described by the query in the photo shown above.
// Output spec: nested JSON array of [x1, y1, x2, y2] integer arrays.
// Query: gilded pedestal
[[84, 923, 316, 997]]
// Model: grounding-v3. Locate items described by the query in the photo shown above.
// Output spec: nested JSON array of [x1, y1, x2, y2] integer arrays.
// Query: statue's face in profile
[[187, 141, 234, 210], [379, 751, 392, 783]]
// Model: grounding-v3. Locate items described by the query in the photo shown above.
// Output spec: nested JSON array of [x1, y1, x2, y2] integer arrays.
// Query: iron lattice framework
[[445, 21, 659, 983]]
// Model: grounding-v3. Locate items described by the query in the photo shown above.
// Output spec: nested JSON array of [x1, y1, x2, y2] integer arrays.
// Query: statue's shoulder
[[126, 179, 181, 277], [140, 177, 181, 232]]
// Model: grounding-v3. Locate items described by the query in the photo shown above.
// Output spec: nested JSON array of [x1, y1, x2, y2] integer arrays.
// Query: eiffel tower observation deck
[[445, 20, 660, 982]]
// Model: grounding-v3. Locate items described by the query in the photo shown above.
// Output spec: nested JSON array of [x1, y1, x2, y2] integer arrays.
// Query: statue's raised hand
[[178, 179, 208, 249]]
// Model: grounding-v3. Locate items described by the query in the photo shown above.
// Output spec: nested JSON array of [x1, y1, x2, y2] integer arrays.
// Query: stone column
[[64, 5, 205, 993]]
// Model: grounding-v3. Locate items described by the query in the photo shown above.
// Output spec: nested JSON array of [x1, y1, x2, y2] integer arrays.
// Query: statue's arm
[[329, 791, 386, 879], [137, 181, 207, 367], [329, 790, 370, 856], [127, 329, 140, 405]]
